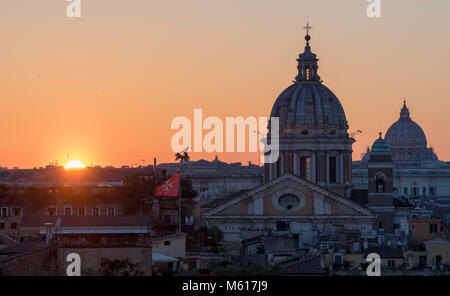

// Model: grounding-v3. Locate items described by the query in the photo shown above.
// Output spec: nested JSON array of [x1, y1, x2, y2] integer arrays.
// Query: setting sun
[[64, 160, 86, 170]]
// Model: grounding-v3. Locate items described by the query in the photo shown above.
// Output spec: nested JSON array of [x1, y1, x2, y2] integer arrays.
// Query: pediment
[[204, 173, 373, 218]]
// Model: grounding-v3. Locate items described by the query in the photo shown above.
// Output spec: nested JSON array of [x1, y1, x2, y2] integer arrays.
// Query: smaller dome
[[385, 101, 427, 147], [371, 132, 390, 153]]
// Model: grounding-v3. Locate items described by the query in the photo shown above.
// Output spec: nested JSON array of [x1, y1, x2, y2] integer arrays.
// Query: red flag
[[155, 173, 179, 197]]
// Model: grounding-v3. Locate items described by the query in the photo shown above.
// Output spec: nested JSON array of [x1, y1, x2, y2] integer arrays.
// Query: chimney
[[153, 157, 157, 170]]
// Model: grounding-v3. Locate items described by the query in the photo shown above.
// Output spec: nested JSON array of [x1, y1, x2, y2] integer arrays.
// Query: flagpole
[[178, 173, 182, 233]]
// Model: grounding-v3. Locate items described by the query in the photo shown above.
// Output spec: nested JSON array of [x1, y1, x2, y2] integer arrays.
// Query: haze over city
[[1, 0, 450, 168]]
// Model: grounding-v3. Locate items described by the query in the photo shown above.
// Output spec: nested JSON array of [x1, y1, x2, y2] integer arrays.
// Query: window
[[334, 255, 343, 265], [1, 207, 7, 217], [47, 207, 57, 217], [64, 207, 72, 216], [276, 221, 289, 231], [376, 174, 385, 193], [412, 187, 418, 197], [164, 215, 171, 224], [430, 224, 438, 234], [0, 222, 4, 229], [378, 221, 383, 229], [300, 157, 311, 181], [78, 207, 86, 216], [93, 207, 100, 216], [429, 187, 436, 196], [11, 222, 17, 229], [329, 156, 337, 183], [12, 207, 22, 216], [422, 187, 427, 196], [411, 224, 416, 230], [403, 187, 408, 195], [278, 194, 300, 211], [106, 206, 115, 216], [164, 241, 171, 246], [419, 256, 427, 268], [436, 255, 442, 264]]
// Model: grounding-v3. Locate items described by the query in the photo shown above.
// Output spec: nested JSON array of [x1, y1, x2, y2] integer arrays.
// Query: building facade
[[204, 28, 376, 250]]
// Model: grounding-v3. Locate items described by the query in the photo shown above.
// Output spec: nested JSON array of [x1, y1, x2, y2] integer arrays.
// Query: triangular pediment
[[204, 173, 373, 218]]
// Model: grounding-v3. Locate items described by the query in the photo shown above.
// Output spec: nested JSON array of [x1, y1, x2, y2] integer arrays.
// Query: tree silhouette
[[174, 151, 190, 162]]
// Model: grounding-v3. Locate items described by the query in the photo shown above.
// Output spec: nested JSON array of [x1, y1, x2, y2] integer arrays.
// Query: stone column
[[339, 152, 344, 184], [325, 152, 330, 184], [280, 152, 285, 176]]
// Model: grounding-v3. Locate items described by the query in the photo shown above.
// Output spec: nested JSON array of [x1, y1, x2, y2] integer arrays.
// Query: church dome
[[265, 23, 354, 191], [371, 133, 391, 153], [270, 83, 348, 130], [270, 32, 348, 136], [385, 101, 427, 147]]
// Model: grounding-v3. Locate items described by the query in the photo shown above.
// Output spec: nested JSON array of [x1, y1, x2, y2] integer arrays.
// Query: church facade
[[203, 173, 375, 245], [204, 26, 378, 247]]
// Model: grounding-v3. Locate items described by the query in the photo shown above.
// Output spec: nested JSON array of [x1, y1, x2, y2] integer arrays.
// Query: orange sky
[[1, 0, 450, 168]]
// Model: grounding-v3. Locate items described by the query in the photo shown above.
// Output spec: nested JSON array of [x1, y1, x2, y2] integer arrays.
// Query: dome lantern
[[295, 21, 321, 83]]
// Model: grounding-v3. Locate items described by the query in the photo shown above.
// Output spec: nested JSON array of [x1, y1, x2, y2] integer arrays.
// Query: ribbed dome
[[270, 82, 348, 129], [385, 101, 427, 147], [270, 32, 348, 133]]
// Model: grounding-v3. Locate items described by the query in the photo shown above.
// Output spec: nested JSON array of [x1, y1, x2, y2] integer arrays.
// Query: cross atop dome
[[303, 20, 313, 43]]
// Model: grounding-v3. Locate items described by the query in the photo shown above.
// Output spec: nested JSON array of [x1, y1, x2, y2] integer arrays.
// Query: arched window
[[376, 174, 385, 193]]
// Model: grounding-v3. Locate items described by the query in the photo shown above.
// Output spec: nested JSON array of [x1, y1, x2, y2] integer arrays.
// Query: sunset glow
[[1, 0, 450, 168], [64, 160, 86, 170]]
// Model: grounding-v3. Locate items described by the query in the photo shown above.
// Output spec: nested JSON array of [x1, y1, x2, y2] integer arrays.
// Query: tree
[[175, 151, 190, 162]]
